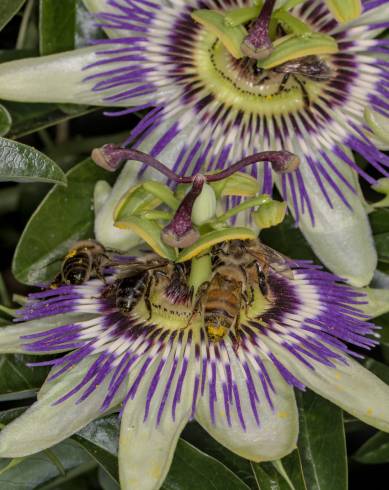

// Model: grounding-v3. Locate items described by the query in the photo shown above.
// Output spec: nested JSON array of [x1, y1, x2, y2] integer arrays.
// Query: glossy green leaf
[[251, 450, 307, 490], [183, 422, 256, 489], [0, 104, 12, 137], [3, 101, 94, 139], [12, 158, 115, 285], [0, 354, 49, 401], [375, 233, 389, 264], [0, 137, 66, 184], [260, 215, 316, 261], [354, 432, 389, 464], [163, 439, 250, 490], [0, 0, 26, 31], [370, 208, 389, 235], [99, 468, 120, 490], [0, 439, 94, 490], [297, 390, 347, 490], [73, 414, 120, 483], [39, 0, 76, 56]]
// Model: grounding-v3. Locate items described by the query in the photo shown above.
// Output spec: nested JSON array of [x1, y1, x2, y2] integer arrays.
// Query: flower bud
[[191, 183, 217, 226], [252, 200, 287, 229]]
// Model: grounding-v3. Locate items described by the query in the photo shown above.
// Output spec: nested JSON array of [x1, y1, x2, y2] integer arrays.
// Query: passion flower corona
[[0, 1, 387, 285]]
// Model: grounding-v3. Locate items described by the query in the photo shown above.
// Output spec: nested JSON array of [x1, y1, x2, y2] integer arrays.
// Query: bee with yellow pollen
[[0, 145, 389, 490]]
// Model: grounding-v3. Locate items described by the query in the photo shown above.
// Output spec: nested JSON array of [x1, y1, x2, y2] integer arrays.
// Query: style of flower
[[1, 250, 389, 490], [0, 0, 388, 285]]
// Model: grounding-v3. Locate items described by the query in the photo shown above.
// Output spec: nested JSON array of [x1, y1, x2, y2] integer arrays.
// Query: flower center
[[194, 30, 332, 116]]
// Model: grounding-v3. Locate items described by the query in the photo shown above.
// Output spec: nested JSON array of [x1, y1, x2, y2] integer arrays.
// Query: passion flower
[[1, 248, 389, 490], [0, 0, 387, 287]]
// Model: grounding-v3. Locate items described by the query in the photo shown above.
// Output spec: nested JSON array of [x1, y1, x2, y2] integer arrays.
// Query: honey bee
[[191, 239, 293, 346], [105, 256, 191, 319], [52, 240, 108, 286], [256, 55, 332, 107]]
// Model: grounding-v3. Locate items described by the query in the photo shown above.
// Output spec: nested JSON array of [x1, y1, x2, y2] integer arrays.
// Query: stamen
[[241, 0, 276, 60], [91, 145, 300, 183], [161, 175, 206, 248]]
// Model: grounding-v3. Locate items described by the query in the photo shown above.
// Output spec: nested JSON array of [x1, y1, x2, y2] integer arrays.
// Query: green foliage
[[12, 159, 115, 285], [0, 0, 26, 31], [0, 137, 66, 184]]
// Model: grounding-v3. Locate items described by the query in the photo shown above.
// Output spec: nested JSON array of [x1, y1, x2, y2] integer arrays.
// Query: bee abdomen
[[116, 274, 148, 313], [62, 252, 91, 285]]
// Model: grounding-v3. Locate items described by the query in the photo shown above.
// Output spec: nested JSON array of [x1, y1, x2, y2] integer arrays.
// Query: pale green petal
[[95, 117, 199, 251], [0, 47, 129, 106], [0, 313, 93, 354], [264, 338, 389, 433], [358, 288, 389, 319], [195, 345, 298, 462], [0, 356, 126, 457], [119, 343, 195, 490], [283, 153, 376, 287], [82, 0, 123, 38]]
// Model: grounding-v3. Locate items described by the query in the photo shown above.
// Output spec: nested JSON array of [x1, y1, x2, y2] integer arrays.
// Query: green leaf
[[39, 0, 76, 55], [260, 215, 316, 261], [98, 468, 120, 490], [354, 432, 389, 464], [0, 354, 49, 401], [297, 390, 347, 490], [0, 439, 94, 490], [3, 101, 94, 139], [251, 450, 307, 490], [73, 414, 120, 483], [0, 104, 12, 137], [0, 137, 66, 184], [183, 422, 256, 488], [12, 158, 115, 285], [0, 0, 26, 31], [163, 439, 250, 490], [375, 233, 389, 264]]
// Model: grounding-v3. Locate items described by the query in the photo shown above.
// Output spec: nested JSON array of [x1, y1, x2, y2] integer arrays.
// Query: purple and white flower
[[1, 259, 389, 490], [0, 0, 388, 285]]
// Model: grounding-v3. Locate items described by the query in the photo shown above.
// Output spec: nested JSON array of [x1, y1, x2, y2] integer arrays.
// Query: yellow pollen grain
[[278, 411, 289, 419], [335, 372, 341, 380], [208, 325, 225, 337], [367, 408, 374, 416], [151, 465, 162, 479]]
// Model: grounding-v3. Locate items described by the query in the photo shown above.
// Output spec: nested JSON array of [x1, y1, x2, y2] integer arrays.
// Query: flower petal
[[0, 313, 93, 354], [284, 153, 376, 287], [95, 116, 199, 251], [265, 338, 389, 433], [358, 288, 389, 319], [0, 356, 126, 457], [0, 47, 128, 106], [195, 345, 298, 462], [119, 339, 195, 490]]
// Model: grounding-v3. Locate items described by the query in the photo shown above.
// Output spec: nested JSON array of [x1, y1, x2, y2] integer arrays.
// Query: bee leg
[[144, 273, 155, 321], [293, 75, 310, 107], [279, 73, 290, 92], [232, 286, 243, 353], [185, 282, 210, 328]]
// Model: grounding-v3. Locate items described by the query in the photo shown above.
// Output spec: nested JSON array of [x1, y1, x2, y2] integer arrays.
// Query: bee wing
[[248, 243, 295, 280]]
